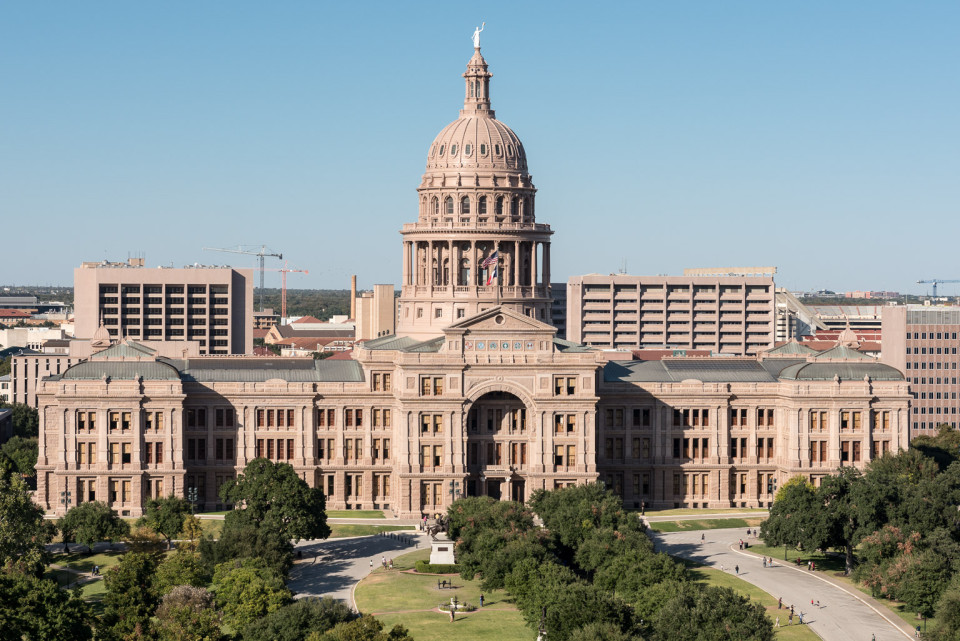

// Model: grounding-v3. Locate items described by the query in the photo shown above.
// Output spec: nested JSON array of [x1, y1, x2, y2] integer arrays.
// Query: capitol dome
[[424, 48, 528, 173]]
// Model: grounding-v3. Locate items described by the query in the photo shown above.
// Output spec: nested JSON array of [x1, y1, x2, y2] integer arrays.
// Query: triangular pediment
[[89, 340, 158, 361], [444, 306, 558, 335]]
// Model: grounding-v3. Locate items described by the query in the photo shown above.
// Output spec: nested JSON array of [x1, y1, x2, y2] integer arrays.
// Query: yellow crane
[[203, 245, 282, 311]]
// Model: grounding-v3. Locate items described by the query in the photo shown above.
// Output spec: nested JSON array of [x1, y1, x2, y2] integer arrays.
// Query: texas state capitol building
[[36, 45, 911, 518]]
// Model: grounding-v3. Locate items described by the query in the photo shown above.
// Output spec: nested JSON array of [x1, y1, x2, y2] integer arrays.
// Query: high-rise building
[[74, 258, 253, 355], [881, 305, 960, 435], [566, 272, 775, 355]]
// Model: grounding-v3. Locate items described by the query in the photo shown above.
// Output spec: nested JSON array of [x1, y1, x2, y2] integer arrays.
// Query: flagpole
[[495, 241, 501, 307]]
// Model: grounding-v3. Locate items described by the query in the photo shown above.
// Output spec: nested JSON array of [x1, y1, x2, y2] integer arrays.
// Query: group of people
[[369, 556, 394, 570], [774, 601, 805, 626]]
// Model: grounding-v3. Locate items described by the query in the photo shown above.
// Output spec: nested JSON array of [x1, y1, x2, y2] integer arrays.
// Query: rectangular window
[[288, 439, 295, 460], [156, 443, 163, 464], [346, 409, 354, 427], [355, 409, 362, 427], [216, 438, 224, 460], [840, 441, 850, 462], [197, 438, 206, 460], [257, 409, 265, 427], [110, 442, 120, 464]]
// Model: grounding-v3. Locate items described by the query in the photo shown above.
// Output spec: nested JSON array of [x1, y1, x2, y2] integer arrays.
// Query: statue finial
[[472, 22, 485, 48]]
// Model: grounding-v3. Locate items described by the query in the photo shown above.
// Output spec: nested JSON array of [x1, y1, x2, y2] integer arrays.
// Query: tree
[[141, 495, 192, 549], [0, 356, 11, 377], [0, 402, 39, 438], [154, 549, 211, 595], [154, 585, 224, 641], [59, 501, 129, 551], [1, 436, 38, 476], [309, 614, 413, 641], [570, 622, 645, 641], [760, 475, 819, 554], [220, 459, 330, 541], [101, 551, 160, 639], [0, 472, 51, 575], [0, 571, 93, 640], [912, 424, 960, 470], [178, 514, 205, 551], [202, 507, 300, 575], [529, 483, 643, 562], [651, 583, 773, 641], [242, 597, 356, 641], [929, 575, 960, 641], [213, 558, 292, 630]]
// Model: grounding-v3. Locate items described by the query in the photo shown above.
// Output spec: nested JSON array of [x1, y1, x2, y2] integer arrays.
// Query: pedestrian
[[799, 612, 804, 625], [381, 556, 386, 568], [778, 597, 782, 609], [775, 616, 780, 628], [479, 594, 484, 608], [389, 558, 394, 569], [370, 560, 373, 569], [790, 604, 794, 616], [812, 561, 816, 571], [816, 600, 820, 609], [789, 612, 793, 624], [735, 564, 739, 575], [720, 564, 725, 572], [449, 608, 455, 623], [762, 558, 766, 568], [701, 533, 705, 542], [641, 501, 646, 516], [872, 634, 876, 641]]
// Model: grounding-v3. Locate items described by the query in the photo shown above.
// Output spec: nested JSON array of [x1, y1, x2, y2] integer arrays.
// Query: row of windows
[[425, 195, 528, 219], [907, 332, 959, 340], [915, 406, 959, 414], [430, 141, 515, 159], [912, 377, 959, 385], [906, 346, 959, 354], [906, 361, 959, 370]]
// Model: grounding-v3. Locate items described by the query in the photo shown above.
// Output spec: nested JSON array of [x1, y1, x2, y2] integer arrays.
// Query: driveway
[[289, 533, 423, 608], [651, 528, 917, 641]]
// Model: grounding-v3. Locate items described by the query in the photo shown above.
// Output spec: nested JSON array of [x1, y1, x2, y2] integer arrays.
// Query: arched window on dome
[[495, 196, 504, 218], [445, 197, 454, 216], [432, 197, 440, 217], [510, 196, 519, 220], [478, 196, 487, 215], [460, 197, 470, 216]]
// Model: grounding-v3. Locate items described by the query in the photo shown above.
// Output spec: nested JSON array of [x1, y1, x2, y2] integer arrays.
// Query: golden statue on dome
[[472, 22, 484, 48]]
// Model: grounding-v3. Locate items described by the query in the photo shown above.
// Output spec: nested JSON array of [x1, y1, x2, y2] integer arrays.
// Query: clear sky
[[2, 1, 958, 295]]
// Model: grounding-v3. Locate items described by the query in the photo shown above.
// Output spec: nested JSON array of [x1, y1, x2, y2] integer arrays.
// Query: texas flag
[[481, 251, 499, 285]]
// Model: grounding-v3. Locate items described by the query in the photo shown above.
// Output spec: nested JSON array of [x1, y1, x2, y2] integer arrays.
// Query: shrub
[[414, 560, 459, 574]]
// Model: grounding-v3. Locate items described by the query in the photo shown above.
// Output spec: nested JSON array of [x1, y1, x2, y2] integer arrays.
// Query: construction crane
[[203, 245, 283, 311], [917, 279, 960, 297], [262, 263, 309, 322]]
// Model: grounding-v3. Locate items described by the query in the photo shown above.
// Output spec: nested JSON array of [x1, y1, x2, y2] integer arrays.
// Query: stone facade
[[35, 45, 912, 518]]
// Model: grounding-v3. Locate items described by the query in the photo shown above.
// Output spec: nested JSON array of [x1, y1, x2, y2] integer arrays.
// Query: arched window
[[432, 197, 439, 216], [478, 196, 487, 215], [511, 196, 519, 218], [460, 196, 470, 215], [495, 196, 504, 216], [445, 197, 454, 216]]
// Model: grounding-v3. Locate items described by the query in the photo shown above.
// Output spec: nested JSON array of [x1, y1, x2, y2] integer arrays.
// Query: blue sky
[[2, 1, 958, 295]]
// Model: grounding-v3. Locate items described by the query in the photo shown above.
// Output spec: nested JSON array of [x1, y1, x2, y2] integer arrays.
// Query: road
[[289, 533, 422, 608], [651, 528, 917, 641]]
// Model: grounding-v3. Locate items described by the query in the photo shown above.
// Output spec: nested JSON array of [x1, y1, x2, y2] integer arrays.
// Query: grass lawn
[[648, 518, 766, 533], [687, 565, 819, 640], [56, 550, 124, 574], [356, 548, 527, 641], [197, 518, 225, 539], [641, 507, 769, 517], [195, 510, 231, 516], [327, 510, 386, 519], [78, 577, 107, 601], [329, 524, 412, 538]]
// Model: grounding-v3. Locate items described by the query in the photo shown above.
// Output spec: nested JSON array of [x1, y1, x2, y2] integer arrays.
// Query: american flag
[[481, 251, 499, 268]]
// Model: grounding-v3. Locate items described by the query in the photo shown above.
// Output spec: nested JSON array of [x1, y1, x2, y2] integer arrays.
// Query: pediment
[[444, 306, 557, 336]]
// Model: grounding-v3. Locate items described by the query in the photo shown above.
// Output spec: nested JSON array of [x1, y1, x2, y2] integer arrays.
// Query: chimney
[[350, 275, 357, 319]]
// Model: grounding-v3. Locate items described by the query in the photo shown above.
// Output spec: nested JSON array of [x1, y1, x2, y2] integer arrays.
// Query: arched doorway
[[464, 390, 530, 502]]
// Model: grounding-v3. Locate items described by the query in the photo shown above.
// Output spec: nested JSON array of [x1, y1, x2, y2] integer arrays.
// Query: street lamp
[[187, 486, 198, 514], [59, 490, 72, 553]]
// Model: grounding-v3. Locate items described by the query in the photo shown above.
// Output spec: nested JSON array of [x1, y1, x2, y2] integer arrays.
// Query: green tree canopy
[[760, 475, 819, 552], [154, 549, 211, 595], [220, 458, 330, 542], [213, 558, 292, 630], [141, 495, 192, 549], [309, 614, 413, 641], [0, 571, 93, 641], [0, 473, 51, 575], [242, 597, 356, 641], [154, 585, 224, 641], [0, 402, 39, 438], [1, 436, 37, 477], [101, 551, 160, 639], [651, 583, 773, 641], [59, 501, 129, 551]]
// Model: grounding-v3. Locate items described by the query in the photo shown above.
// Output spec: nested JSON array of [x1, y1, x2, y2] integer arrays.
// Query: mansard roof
[[170, 357, 364, 383], [57, 360, 181, 381]]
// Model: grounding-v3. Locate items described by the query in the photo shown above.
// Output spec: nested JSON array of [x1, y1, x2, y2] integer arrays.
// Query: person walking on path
[[479, 594, 484, 608], [735, 564, 739, 575], [369, 559, 373, 569], [799, 612, 805, 625], [775, 616, 780, 628], [778, 597, 782, 609], [449, 608, 455, 623], [701, 533, 705, 542]]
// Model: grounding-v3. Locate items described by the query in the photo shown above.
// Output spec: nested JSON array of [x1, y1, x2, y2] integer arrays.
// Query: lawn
[[327, 510, 386, 519], [648, 518, 766, 533], [687, 565, 819, 640], [356, 548, 528, 641], [641, 507, 769, 517], [56, 550, 124, 574], [329, 524, 412, 538], [197, 518, 225, 539]]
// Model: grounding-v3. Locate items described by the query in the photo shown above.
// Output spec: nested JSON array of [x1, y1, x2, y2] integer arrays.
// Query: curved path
[[651, 528, 916, 641], [289, 533, 422, 608]]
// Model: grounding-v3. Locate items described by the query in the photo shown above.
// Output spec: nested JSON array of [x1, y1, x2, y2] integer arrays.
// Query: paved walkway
[[289, 533, 423, 609], [651, 528, 917, 641]]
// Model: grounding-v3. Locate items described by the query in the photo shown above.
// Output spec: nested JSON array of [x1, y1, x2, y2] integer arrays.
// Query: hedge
[[415, 560, 460, 574]]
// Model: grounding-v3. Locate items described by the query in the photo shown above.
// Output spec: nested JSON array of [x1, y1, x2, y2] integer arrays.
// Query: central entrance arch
[[464, 390, 531, 502]]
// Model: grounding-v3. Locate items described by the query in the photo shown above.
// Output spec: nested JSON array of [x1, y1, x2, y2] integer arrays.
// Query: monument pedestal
[[430, 533, 455, 565]]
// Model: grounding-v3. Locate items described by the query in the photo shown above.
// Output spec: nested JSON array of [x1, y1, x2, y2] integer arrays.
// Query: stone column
[[427, 240, 434, 288], [514, 240, 520, 288], [543, 242, 550, 288]]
